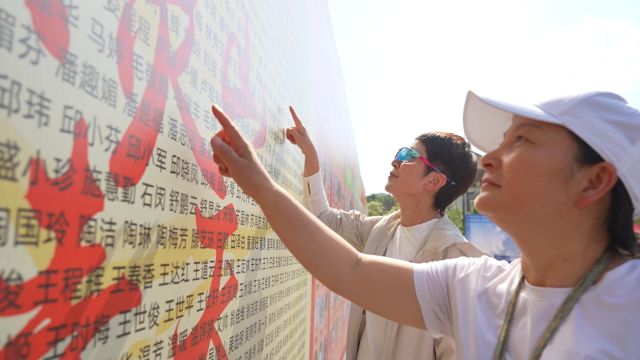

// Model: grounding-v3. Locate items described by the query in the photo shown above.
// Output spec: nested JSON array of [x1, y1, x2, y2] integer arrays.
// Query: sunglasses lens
[[395, 147, 415, 161]]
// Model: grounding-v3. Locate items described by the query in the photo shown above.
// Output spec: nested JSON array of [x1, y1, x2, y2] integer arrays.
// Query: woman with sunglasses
[[283, 107, 483, 360], [210, 90, 640, 359]]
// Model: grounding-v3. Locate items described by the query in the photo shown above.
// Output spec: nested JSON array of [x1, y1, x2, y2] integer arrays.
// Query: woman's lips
[[481, 177, 499, 189]]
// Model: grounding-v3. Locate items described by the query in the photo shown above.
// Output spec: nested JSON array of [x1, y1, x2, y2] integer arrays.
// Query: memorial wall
[[0, 1, 366, 359]]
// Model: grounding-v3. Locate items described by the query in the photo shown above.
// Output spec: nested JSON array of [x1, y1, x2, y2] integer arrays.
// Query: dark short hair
[[416, 132, 478, 215], [571, 133, 638, 257]]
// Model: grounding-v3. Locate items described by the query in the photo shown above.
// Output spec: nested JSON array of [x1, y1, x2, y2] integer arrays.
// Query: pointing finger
[[212, 104, 248, 152], [289, 106, 304, 129]]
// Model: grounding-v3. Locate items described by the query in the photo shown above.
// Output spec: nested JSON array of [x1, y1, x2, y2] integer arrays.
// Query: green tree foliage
[[367, 201, 384, 216], [366, 193, 398, 216], [366, 193, 466, 233], [445, 207, 465, 233]]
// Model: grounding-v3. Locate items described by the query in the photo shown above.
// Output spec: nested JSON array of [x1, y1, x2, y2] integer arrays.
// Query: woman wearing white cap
[[209, 91, 640, 359]]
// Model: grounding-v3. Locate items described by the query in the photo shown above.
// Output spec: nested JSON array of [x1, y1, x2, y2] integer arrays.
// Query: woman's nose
[[480, 149, 499, 171]]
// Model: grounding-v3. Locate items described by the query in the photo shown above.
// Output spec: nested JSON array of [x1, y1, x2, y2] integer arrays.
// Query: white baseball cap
[[463, 90, 640, 220]]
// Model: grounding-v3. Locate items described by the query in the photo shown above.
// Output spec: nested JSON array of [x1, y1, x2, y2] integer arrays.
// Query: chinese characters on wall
[[0, 1, 365, 359]]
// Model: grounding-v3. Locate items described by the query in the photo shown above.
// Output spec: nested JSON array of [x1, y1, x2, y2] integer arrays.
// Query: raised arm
[[285, 107, 380, 250], [210, 104, 426, 329], [285, 106, 319, 177]]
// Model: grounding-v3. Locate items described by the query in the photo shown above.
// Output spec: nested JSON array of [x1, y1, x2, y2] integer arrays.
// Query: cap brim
[[463, 91, 558, 153]]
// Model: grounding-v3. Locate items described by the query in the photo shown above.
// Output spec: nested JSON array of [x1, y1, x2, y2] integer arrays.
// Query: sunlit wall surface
[[0, 1, 365, 359]]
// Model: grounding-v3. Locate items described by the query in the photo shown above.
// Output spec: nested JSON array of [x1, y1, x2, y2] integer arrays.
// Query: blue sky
[[327, 0, 640, 194]]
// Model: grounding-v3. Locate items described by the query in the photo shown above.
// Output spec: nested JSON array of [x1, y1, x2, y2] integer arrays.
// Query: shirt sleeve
[[301, 170, 383, 252], [302, 171, 330, 216], [412, 259, 457, 337], [413, 256, 504, 339]]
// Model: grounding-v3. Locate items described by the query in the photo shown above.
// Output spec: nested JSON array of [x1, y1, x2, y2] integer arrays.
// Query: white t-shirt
[[413, 256, 640, 359]]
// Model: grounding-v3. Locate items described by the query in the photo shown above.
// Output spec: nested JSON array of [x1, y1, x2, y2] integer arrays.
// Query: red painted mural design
[[0, 120, 142, 359], [0, 0, 255, 358]]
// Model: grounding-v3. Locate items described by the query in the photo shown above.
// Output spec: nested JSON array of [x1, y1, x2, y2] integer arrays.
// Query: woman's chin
[[473, 194, 494, 215]]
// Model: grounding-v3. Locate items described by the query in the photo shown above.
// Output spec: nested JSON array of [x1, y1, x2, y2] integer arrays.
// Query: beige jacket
[[316, 207, 485, 360]]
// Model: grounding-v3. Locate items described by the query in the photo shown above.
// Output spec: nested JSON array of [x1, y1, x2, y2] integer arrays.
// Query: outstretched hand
[[210, 104, 274, 199], [285, 106, 320, 176], [209, 105, 423, 331], [285, 106, 316, 156]]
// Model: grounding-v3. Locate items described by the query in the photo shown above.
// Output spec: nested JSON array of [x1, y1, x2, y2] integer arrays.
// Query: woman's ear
[[575, 162, 618, 209], [422, 172, 447, 193]]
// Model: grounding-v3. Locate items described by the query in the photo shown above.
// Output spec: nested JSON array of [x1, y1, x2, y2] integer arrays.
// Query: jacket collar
[[374, 211, 466, 260]]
